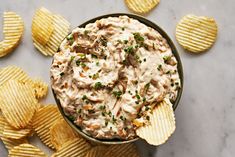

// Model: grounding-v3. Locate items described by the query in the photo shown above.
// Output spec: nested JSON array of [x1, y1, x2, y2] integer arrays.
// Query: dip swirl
[[51, 16, 181, 140]]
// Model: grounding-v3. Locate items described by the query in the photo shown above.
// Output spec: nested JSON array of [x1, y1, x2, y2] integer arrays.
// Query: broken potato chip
[[0, 80, 38, 129], [8, 143, 47, 157], [125, 0, 160, 14], [32, 105, 62, 149], [136, 98, 176, 146], [176, 14, 218, 53], [31, 78, 48, 99], [0, 12, 24, 57], [50, 119, 78, 150]]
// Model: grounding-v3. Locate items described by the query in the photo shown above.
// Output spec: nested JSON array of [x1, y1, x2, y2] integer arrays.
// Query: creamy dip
[[51, 16, 181, 140]]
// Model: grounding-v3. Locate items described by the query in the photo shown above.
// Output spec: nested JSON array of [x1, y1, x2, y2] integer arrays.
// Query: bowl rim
[[52, 13, 184, 145]]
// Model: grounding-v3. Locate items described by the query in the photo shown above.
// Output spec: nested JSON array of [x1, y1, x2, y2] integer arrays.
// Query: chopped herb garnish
[[77, 109, 82, 114], [145, 83, 150, 90], [76, 60, 81, 66], [175, 82, 179, 86], [100, 36, 107, 46], [128, 91, 132, 95], [99, 105, 106, 110], [112, 115, 117, 123], [166, 71, 171, 74], [89, 75, 92, 78], [92, 73, 99, 79], [163, 56, 171, 63], [136, 94, 140, 99], [143, 58, 146, 62], [66, 35, 74, 45], [157, 64, 162, 71], [82, 95, 87, 100], [102, 112, 106, 116], [91, 54, 98, 58], [133, 32, 144, 42], [84, 30, 89, 36], [124, 46, 134, 54], [135, 55, 140, 60], [112, 91, 122, 98], [117, 40, 122, 44], [122, 27, 125, 31], [96, 62, 99, 66], [124, 127, 128, 131], [120, 116, 125, 121], [104, 55, 107, 60], [122, 59, 127, 65], [60, 72, 65, 76], [94, 82, 103, 90], [135, 101, 139, 104], [70, 56, 75, 61], [105, 121, 108, 126], [88, 109, 95, 114], [108, 111, 112, 116], [123, 40, 128, 44], [68, 115, 75, 121], [143, 97, 146, 102], [171, 83, 174, 87], [81, 62, 86, 68], [145, 106, 149, 111]]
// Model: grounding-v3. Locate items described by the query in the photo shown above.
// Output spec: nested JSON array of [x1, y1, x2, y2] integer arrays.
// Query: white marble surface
[[1, 0, 235, 157]]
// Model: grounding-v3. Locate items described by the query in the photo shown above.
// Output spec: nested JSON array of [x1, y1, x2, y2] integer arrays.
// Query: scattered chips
[[31, 78, 48, 99], [32, 7, 70, 56], [125, 0, 160, 14], [103, 143, 140, 157], [176, 14, 218, 53], [8, 144, 47, 157], [85, 146, 107, 157], [0, 80, 38, 129], [50, 119, 78, 150], [52, 137, 92, 157], [32, 105, 62, 149], [0, 66, 31, 87], [0, 12, 24, 57], [136, 98, 176, 146], [32, 7, 54, 46]]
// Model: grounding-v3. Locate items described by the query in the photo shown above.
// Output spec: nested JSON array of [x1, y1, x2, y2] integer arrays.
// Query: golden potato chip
[[103, 143, 139, 157], [0, 136, 28, 151], [0, 66, 31, 87], [31, 78, 48, 99], [32, 105, 62, 149], [0, 12, 24, 57], [85, 146, 107, 157], [52, 137, 91, 157], [0, 80, 38, 129], [32, 8, 70, 56], [176, 14, 218, 53], [50, 119, 78, 150], [8, 143, 47, 157], [2, 120, 32, 139], [125, 0, 160, 14], [32, 7, 54, 46], [0, 115, 6, 135], [136, 98, 176, 146]]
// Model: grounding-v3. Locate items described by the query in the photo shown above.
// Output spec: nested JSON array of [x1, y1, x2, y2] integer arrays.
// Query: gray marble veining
[[1, 0, 235, 157]]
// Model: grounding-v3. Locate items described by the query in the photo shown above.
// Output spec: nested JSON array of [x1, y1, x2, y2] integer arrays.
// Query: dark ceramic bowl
[[52, 13, 183, 145]]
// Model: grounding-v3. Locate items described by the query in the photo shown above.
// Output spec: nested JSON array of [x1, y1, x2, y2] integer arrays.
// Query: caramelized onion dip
[[51, 16, 181, 140]]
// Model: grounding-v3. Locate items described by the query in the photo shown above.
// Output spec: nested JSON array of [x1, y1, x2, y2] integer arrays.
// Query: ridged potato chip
[[0, 115, 5, 135], [136, 98, 176, 146], [32, 8, 70, 56], [0, 12, 24, 57], [0, 80, 38, 129], [176, 14, 218, 53], [32, 7, 54, 46], [0, 136, 28, 151], [52, 137, 91, 157], [8, 143, 47, 157], [103, 143, 139, 157], [31, 78, 48, 99], [32, 105, 62, 149], [125, 0, 160, 14], [0, 66, 31, 87], [2, 120, 32, 139], [85, 146, 107, 157], [50, 119, 78, 150]]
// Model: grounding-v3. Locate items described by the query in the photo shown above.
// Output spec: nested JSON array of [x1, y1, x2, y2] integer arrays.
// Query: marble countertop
[[1, 0, 235, 157]]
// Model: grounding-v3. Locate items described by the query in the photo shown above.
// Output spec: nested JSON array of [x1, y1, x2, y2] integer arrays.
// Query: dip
[[51, 16, 181, 140]]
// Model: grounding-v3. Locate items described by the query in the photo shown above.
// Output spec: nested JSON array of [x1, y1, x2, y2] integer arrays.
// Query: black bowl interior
[[52, 13, 184, 145]]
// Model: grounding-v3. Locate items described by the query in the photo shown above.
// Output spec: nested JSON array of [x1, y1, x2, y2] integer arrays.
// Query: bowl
[[52, 13, 184, 145]]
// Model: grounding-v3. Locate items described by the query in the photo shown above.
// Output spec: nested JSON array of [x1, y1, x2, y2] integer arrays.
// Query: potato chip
[[52, 137, 91, 157], [125, 0, 160, 14], [2, 120, 32, 139], [8, 143, 47, 157], [0, 12, 24, 57], [32, 8, 70, 56], [0, 136, 28, 151], [136, 98, 176, 146], [32, 105, 62, 149], [176, 14, 218, 53], [0, 66, 31, 87], [103, 143, 139, 157], [31, 78, 48, 99], [32, 7, 54, 46], [0, 115, 6, 135], [85, 146, 107, 157], [50, 119, 78, 150], [0, 80, 38, 129]]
